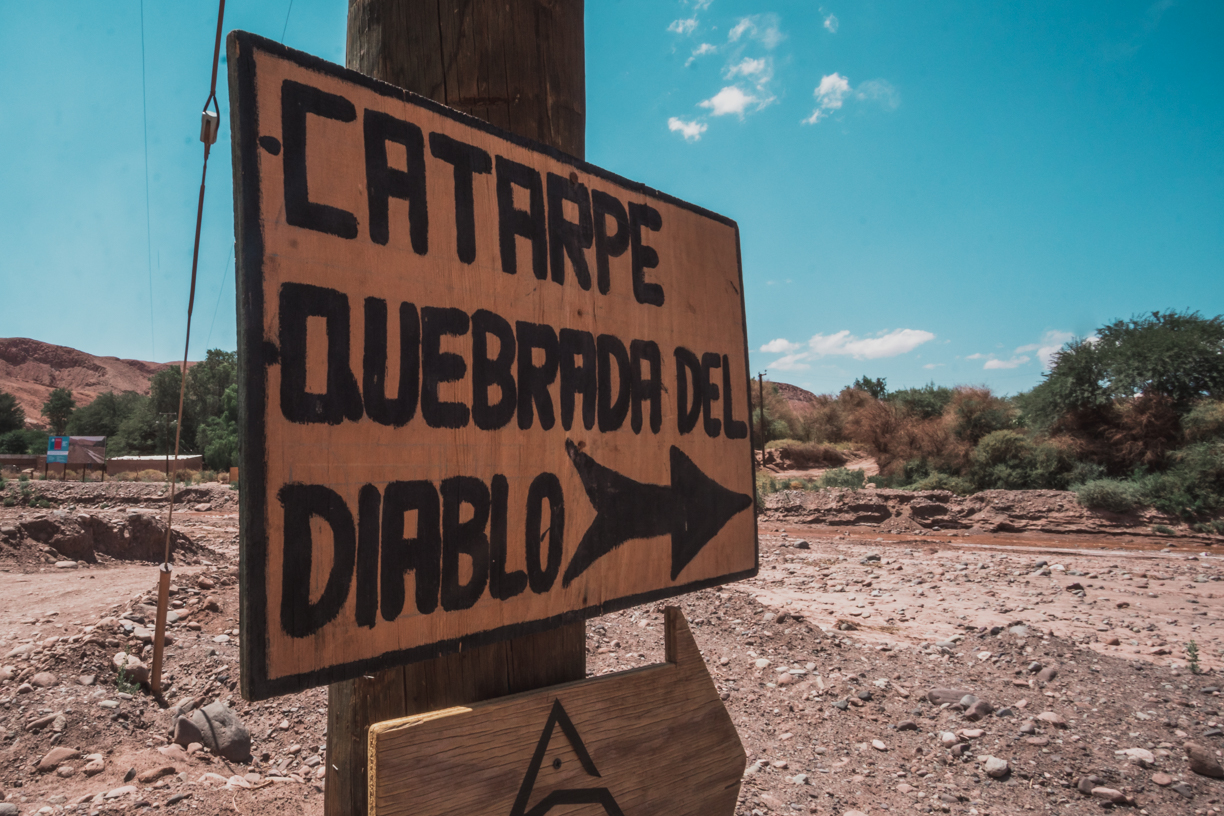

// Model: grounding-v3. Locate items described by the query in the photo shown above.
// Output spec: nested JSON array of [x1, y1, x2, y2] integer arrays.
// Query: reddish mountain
[[0, 338, 180, 429]]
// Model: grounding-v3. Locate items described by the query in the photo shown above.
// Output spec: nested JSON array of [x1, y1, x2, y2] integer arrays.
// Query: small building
[[106, 455, 204, 476]]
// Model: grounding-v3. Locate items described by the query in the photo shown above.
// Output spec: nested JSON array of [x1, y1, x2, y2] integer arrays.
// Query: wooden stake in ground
[[326, 3, 587, 813]]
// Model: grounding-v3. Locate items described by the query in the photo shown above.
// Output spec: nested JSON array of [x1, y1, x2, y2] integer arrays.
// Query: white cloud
[[802, 73, 851, 124], [763, 328, 935, 369], [726, 57, 769, 81], [699, 86, 759, 117], [685, 43, 717, 66], [965, 353, 987, 360], [668, 117, 708, 141], [983, 356, 1031, 370], [669, 18, 697, 35], [823, 14, 839, 33], [1013, 330, 1074, 368], [923, 363, 945, 370], [689, 0, 713, 9], [855, 79, 900, 110], [803, 73, 900, 125], [728, 14, 784, 48], [760, 338, 801, 354]]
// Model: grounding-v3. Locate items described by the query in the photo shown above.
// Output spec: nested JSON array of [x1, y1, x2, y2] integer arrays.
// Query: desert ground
[[1, 478, 1222, 816]]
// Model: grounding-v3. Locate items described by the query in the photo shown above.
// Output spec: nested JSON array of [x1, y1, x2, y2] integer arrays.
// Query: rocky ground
[[0, 480, 1222, 815]]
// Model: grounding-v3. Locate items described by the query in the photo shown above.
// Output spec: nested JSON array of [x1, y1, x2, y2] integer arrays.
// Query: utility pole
[[758, 372, 767, 456], [326, 4, 587, 814]]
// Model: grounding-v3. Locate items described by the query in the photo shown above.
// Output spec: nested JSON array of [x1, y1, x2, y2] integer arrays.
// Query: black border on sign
[[228, 30, 759, 701]]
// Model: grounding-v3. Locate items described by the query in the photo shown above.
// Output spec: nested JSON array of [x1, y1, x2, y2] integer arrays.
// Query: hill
[[0, 337, 178, 429]]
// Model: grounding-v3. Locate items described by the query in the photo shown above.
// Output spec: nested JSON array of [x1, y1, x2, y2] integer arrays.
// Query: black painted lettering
[[281, 80, 358, 239], [364, 110, 428, 252], [278, 483, 356, 638], [429, 133, 492, 263], [440, 476, 491, 611], [701, 351, 722, 438], [722, 354, 749, 440], [489, 474, 527, 601], [380, 480, 441, 619], [597, 334, 631, 432], [628, 202, 664, 307], [355, 484, 381, 628], [592, 190, 629, 295], [525, 472, 564, 594], [420, 306, 470, 429], [496, 156, 547, 279], [279, 282, 363, 425], [674, 347, 701, 434], [517, 321, 559, 430], [471, 309, 517, 430], [363, 299, 420, 427], [630, 340, 662, 434], [558, 329, 596, 431], [547, 172, 593, 289]]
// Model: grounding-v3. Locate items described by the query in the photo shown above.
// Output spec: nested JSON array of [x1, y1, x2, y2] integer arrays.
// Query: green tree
[[66, 391, 145, 438], [0, 391, 25, 435], [1029, 311, 1224, 425], [41, 388, 76, 434], [887, 383, 954, 419], [851, 376, 887, 399], [196, 383, 239, 470], [0, 429, 44, 454]]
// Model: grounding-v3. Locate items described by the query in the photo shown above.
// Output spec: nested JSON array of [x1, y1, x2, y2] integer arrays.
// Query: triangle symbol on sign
[[508, 700, 625, 816]]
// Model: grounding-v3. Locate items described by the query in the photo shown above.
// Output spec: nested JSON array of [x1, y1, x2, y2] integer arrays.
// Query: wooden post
[[326, 3, 587, 814], [758, 372, 766, 455]]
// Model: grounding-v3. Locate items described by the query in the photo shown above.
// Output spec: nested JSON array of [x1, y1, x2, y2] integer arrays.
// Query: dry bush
[[1107, 394, 1181, 471], [947, 387, 1015, 444], [137, 469, 167, 482], [776, 442, 848, 469], [794, 395, 847, 443]]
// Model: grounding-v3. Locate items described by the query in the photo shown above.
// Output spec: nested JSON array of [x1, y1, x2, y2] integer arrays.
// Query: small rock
[[124, 767, 137, 782], [1090, 787, 1128, 805], [927, 688, 974, 706], [1105, 637, 1121, 646], [38, 746, 80, 772], [1171, 782, 1194, 799], [0, 805, 18, 816], [83, 758, 105, 776], [1036, 666, 1058, 683], [1151, 772, 1173, 786], [56, 764, 76, 778], [754, 658, 771, 669], [1118, 747, 1155, 768], [1027, 662, 1043, 674], [30, 672, 58, 688], [940, 731, 959, 747], [983, 756, 1009, 778], [964, 699, 994, 722], [138, 766, 177, 783], [1037, 711, 1067, 729], [872, 740, 887, 751], [78, 674, 95, 686], [197, 576, 216, 590], [896, 720, 919, 731], [189, 701, 252, 762], [1019, 719, 1037, 735], [1076, 776, 1105, 795], [113, 651, 149, 685], [1185, 741, 1224, 778], [104, 785, 138, 799], [958, 728, 984, 739], [173, 715, 204, 747]]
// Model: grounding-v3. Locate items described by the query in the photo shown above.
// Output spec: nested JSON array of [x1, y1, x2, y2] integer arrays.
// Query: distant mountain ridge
[[0, 338, 180, 429]]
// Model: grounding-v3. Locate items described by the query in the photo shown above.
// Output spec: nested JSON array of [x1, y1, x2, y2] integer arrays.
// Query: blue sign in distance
[[46, 436, 69, 464]]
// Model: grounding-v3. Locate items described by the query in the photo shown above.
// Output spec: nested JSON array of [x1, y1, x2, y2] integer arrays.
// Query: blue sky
[[2, 1, 1221, 396]]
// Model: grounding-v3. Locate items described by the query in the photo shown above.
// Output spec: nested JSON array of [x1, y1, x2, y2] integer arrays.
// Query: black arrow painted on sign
[[562, 440, 753, 587]]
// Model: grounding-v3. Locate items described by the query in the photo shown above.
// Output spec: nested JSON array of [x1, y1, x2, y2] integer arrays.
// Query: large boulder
[[189, 702, 251, 763]]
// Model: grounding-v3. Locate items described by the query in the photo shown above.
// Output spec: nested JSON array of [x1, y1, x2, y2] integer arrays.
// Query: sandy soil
[[1, 480, 1222, 816]]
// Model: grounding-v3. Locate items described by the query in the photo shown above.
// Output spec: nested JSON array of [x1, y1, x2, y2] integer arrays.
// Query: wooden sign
[[369, 608, 744, 816], [228, 32, 757, 700]]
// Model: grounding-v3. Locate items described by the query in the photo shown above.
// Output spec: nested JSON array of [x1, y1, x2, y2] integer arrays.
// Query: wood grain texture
[[369, 608, 745, 816], [229, 30, 756, 701], [347, 0, 585, 157], [327, 6, 588, 812]]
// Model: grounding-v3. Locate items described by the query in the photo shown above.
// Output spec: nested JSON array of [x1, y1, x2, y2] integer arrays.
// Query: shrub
[[818, 467, 867, 490], [969, 431, 1076, 490], [137, 469, 167, 482], [1184, 400, 1224, 443], [1073, 479, 1143, 513], [777, 442, 847, 469], [199, 469, 218, 483], [1152, 524, 1177, 536], [908, 473, 974, 495], [948, 387, 1015, 444]]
